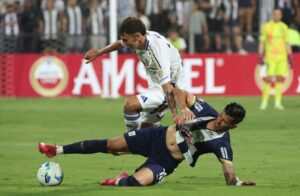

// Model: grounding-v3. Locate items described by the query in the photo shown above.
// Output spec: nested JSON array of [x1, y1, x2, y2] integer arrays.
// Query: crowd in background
[[0, 0, 300, 54]]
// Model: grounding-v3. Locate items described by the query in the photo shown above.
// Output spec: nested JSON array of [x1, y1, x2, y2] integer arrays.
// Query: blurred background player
[[38, 88, 256, 187], [258, 8, 293, 110], [84, 17, 194, 132]]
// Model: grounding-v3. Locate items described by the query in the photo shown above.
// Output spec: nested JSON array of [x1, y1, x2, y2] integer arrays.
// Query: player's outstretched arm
[[172, 88, 195, 123], [84, 40, 124, 63], [220, 159, 256, 186]]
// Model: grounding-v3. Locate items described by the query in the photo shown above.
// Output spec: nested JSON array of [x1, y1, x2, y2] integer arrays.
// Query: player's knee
[[124, 99, 136, 112], [106, 139, 118, 152]]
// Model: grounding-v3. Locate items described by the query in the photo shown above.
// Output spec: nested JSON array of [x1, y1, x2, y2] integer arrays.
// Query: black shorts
[[124, 126, 181, 183]]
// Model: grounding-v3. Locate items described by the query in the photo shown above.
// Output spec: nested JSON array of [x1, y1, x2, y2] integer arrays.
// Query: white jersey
[[135, 31, 185, 91]]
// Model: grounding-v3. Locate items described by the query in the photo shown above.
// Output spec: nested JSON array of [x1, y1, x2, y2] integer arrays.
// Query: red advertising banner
[[0, 54, 299, 97]]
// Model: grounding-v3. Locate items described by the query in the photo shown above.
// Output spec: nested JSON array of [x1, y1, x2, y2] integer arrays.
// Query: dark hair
[[119, 17, 146, 36], [224, 102, 246, 124]]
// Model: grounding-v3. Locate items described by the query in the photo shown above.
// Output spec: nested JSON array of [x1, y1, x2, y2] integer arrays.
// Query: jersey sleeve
[[147, 41, 171, 86]]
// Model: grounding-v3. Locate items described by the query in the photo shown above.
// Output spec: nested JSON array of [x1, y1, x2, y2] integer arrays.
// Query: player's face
[[213, 111, 237, 132], [272, 10, 282, 22], [120, 33, 143, 50]]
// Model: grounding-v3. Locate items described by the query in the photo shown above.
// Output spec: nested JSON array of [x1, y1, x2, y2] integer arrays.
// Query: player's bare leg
[[38, 135, 130, 158], [124, 96, 142, 131]]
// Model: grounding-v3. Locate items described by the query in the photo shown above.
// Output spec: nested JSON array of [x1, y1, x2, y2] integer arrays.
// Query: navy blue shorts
[[124, 126, 181, 184]]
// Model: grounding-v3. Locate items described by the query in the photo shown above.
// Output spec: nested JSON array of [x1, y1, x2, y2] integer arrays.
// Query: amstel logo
[[29, 56, 68, 97], [254, 65, 293, 94]]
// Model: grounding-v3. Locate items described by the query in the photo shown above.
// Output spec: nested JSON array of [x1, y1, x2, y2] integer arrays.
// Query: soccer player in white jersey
[[39, 88, 256, 186], [84, 17, 194, 131]]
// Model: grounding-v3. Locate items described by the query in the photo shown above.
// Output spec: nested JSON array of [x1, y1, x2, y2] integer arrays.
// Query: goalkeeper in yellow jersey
[[258, 8, 293, 110]]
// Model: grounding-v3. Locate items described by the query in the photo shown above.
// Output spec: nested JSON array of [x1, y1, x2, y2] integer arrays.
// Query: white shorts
[[137, 88, 167, 125]]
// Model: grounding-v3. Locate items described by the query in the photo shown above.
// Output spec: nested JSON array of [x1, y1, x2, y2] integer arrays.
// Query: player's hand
[[288, 54, 293, 69], [84, 49, 100, 63], [173, 114, 185, 125], [241, 181, 256, 186], [258, 54, 264, 65], [181, 107, 195, 121]]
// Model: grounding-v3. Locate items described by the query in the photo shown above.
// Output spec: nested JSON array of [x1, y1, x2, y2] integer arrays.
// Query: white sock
[[56, 146, 63, 154], [124, 111, 141, 132]]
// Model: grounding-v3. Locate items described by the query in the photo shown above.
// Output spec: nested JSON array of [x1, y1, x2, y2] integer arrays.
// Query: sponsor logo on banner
[[29, 56, 68, 97], [254, 65, 293, 94]]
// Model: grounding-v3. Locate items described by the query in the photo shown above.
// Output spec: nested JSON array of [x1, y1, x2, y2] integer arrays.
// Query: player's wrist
[[96, 49, 103, 56]]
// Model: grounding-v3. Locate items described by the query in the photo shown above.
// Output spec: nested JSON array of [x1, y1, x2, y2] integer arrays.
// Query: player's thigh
[[107, 135, 129, 153], [124, 96, 142, 112]]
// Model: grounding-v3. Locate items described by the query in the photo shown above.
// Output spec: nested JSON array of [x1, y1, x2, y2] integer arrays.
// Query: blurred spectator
[[168, 11, 180, 32], [222, 0, 247, 54], [277, 0, 298, 26], [258, 0, 275, 29], [0, 1, 8, 15], [63, 0, 84, 53], [189, 2, 209, 53], [159, 0, 175, 34], [79, 0, 90, 20], [145, 0, 164, 32], [41, 0, 65, 13], [118, 0, 136, 25], [13, 0, 22, 14], [19, 0, 40, 53], [3, 3, 19, 53], [176, 0, 190, 35], [238, 0, 256, 42], [137, 11, 151, 30], [198, 0, 224, 52], [87, 0, 107, 50], [167, 28, 187, 54], [39, 0, 63, 54]]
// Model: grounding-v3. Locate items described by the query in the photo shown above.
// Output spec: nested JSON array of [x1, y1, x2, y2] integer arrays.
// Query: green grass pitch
[[0, 96, 300, 196]]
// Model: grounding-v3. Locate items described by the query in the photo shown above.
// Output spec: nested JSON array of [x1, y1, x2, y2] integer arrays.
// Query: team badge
[[29, 56, 69, 97]]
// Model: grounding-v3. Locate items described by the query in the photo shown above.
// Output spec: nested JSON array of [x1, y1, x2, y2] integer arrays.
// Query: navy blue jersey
[[176, 98, 233, 167]]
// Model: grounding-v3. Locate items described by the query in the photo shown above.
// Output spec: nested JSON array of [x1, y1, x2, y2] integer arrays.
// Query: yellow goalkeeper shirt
[[260, 21, 288, 61]]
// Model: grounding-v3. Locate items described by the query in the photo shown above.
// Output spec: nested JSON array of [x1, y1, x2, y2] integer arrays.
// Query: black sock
[[63, 139, 108, 154], [118, 176, 142, 186]]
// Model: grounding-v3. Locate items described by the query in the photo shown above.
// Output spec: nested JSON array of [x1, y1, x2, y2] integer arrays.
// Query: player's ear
[[230, 124, 237, 129], [135, 32, 142, 40]]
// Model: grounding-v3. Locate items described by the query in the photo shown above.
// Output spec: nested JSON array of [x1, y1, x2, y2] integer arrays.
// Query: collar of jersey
[[143, 39, 149, 51]]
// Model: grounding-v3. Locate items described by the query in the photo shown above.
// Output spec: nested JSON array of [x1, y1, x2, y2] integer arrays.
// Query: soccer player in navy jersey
[[84, 17, 194, 132], [38, 88, 256, 186]]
